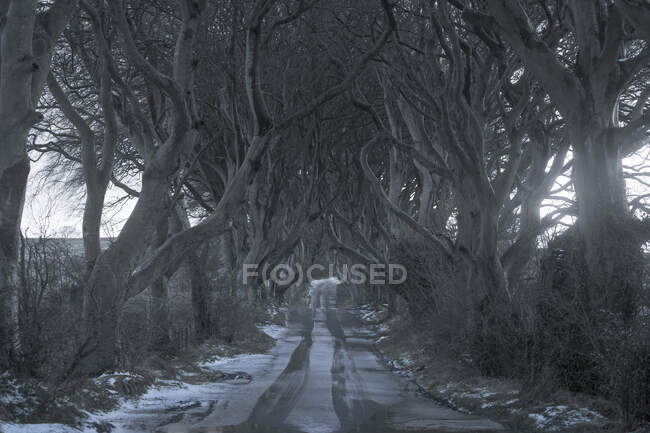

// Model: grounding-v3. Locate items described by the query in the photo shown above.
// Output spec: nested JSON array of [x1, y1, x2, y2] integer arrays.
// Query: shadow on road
[[179, 280, 506, 433]]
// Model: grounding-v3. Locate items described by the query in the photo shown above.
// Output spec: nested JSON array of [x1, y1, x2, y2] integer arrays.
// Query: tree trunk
[[572, 130, 642, 320], [455, 175, 509, 332], [414, 160, 433, 227], [0, 0, 39, 371], [0, 0, 82, 369], [170, 205, 212, 343], [473, 200, 508, 309], [82, 186, 105, 274], [189, 252, 210, 342], [483, 0, 644, 320], [385, 97, 405, 237], [388, 148, 404, 236], [77, 171, 172, 374], [505, 140, 549, 286], [242, 236, 265, 303], [0, 155, 30, 368], [150, 214, 170, 352]]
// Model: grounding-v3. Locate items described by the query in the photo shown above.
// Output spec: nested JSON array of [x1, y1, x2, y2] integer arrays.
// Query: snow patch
[[528, 405, 604, 431], [0, 423, 78, 433], [459, 387, 497, 399], [378, 323, 391, 334], [376, 335, 389, 344], [198, 352, 269, 370], [0, 378, 21, 405], [259, 324, 285, 340]]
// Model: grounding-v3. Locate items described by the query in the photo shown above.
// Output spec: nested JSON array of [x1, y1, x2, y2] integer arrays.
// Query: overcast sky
[[21, 148, 649, 239], [22, 155, 137, 238]]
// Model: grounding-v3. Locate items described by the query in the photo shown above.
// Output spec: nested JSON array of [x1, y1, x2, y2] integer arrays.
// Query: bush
[[532, 237, 606, 394], [210, 294, 265, 343], [529, 228, 650, 427], [610, 319, 650, 426], [390, 235, 533, 377], [389, 236, 464, 322], [469, 305, 530, 377], [16, 237, 85, 380]]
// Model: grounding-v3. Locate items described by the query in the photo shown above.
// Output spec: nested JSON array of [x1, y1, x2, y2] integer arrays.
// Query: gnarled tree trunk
[[0, 0, 78, 369], [0, 155, 30, 368], [572, 128, 642, 320], [485, 0, 647, 320]]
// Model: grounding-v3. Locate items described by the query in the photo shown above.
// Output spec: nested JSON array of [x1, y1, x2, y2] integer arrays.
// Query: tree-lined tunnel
[[0, 0, 649, 431]]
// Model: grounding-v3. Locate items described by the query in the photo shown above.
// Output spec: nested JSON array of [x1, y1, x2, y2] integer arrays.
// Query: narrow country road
[[111, 280, 505, 433]]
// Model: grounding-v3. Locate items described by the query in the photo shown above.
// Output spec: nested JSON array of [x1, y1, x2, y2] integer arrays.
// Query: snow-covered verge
[[0, 323, 285, 433], [355, 304, 632, 433], [0, 422, 79, 433], [527, 406, 604, 432]]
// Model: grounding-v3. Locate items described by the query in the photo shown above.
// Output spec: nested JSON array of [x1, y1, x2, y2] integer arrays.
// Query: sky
[[21, 155, 137, 238], [20, 147, 650, 239]]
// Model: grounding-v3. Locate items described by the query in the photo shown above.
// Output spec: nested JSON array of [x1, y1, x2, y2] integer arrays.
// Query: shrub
[[389, 235, 464, 323], [16, 237, 84, 380], [530, 228, 650, 427]]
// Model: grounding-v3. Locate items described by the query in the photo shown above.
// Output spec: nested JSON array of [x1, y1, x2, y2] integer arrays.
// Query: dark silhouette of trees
[[1, 0, 649, 424]]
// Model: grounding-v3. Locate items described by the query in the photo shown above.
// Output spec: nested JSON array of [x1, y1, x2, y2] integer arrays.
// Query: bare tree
[[65, 0, 396, 374], [0, 0, 78, 369], [474, 0, 649, 318], [46, 3, 118, 274]]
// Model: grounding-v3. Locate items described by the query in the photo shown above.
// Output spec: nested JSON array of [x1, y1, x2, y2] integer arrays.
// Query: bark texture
[[0, 0, 78, 369]]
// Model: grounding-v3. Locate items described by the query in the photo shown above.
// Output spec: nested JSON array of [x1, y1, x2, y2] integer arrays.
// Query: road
[[106, 279, 505, 433]]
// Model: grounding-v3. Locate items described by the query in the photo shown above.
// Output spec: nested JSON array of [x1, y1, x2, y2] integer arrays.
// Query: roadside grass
[[356, 303, 639, 433], [0, 307, 285, 430]]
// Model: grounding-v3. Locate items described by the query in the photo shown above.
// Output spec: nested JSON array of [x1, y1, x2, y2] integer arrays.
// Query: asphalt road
[[122, 279, 505, 433]]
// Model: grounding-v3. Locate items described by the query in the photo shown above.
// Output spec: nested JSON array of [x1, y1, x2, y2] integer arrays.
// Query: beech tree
[[0, 0, 78, 369], [4, 6, 649, 420], [46, 4, 118, 274], [60, 0, 397, 373], [473, 0, 650, 318], [327, 1, 572, 342]]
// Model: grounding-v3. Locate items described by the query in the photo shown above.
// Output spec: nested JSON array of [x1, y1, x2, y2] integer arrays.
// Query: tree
[[343, 1, 572, 341], [46, 3, 118, 274], [0, 0, 78, 369], [70, 0, 395, 374], [475, 0, 650, 319]]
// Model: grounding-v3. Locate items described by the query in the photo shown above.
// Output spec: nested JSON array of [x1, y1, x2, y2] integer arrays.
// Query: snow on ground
[[378, 323, 391, 334], [0, 376, 20, 406], [195, 323, 285, 369], [86, 375, 219, 425], [197, 351, 272, 371], [0, 422, 79, 433], [528, 405, 604, 431], [259, 323, 285, 340], [95, 371, 143, 388], [357, 304, 610, 431], [0, 324, 289, 433], [357, 303, 391, 328], [361, 310, 378, 321], [84, 343, 286, 431], [460, 388, 497, 399], [82, 323, 297, 432], [385, 355, 414, 373]]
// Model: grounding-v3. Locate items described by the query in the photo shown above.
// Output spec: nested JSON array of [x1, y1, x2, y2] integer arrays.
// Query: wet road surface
[[124, 280, 505, 433]]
